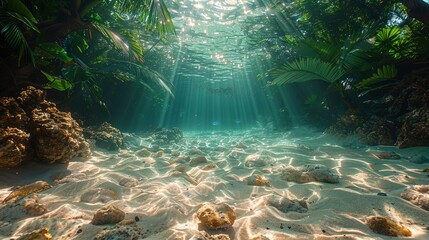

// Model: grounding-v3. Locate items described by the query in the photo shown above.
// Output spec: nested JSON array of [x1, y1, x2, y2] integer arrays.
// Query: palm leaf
[[357, 65, 397, 90], [269, 58, 345, 85], [41, 70, 73, 91]]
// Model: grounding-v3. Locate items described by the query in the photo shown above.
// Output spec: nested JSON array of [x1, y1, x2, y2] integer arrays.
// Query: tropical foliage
[[0, 0, 175, 120]]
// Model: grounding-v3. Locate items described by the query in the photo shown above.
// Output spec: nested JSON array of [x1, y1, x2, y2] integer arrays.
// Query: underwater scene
[[1, 0, 429, 239]]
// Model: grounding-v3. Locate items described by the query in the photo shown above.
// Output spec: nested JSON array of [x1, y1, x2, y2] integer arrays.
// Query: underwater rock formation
[[0, 87, 90, 167], [0, 127, 31, 168], [400, 185, 429, 211], [396, 108, 429, 148], [32, 106, 90, 164], [196, 202, 236, 229], [16, 228, 52, 240], [94, 223, 145, 240], [84, 122, 124, 151], [365, 216, 412, 237], [267, 195, 308, 213], [92, 205, 125, 225], [148, 127, 183, 143], [246, 173, 271, 187], [326, 114, 396, 146], [3, 181, 51, 203], [280, 164, 339, 183]]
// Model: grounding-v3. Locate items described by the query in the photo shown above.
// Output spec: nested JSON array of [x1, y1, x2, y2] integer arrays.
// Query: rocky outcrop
[[84, 122, 124, 151], [148, 128, 183, 143], [0, 87, 90, 168], [326, 114, 396, 146], [196, 202, 236, 229], [396, 108, 429, 148], [0, 127, 31, 168]]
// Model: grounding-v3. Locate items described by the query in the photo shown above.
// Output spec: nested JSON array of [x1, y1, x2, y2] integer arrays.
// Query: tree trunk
[[402, 0, 429, 26]]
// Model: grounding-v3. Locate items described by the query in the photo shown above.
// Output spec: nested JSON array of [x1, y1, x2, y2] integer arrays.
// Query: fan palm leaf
[[269, 58, 345, 85]]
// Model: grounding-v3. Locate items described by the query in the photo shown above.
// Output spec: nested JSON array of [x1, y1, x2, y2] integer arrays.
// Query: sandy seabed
[[1, 128, 429, 240]]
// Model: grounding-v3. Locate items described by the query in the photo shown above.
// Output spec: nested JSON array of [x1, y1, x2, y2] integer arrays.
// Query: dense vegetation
[[249, 0, 429, 127], [0, 0, 175, 126]]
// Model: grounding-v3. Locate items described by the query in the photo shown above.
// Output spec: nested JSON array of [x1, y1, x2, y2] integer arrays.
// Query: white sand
[[1, 127, 429, 239]]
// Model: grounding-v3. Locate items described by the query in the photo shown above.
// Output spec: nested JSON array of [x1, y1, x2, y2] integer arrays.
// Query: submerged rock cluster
[[148, 127, 183, 143], [0, 87, 90, 168], [84, 122, 125, 151]]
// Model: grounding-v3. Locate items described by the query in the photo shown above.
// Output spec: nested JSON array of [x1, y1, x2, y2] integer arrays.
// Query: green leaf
[[5, 0, 37, 24], [36, 43, 73, 63], [357, 65, 397, 90], [269, 58, 345, 85], [41, 71, 73, 91]]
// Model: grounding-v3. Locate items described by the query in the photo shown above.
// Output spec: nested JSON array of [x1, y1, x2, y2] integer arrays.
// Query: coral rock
[[196, 202, 236, 229], [84, 122, 124, 151], [94, 223, 145, 240], [246, 174, 270, 187], [0, 97, 29, 129], [400, 185, 429, 210], [23, 195, 48, 216], [149, 127, 183, 143], [32, 107, 90, 163], [396, 108, 429, 148], [195, 231, 230, 240], [0, 127, 31, 168], [280, 164, 339, 183], [92, 205, 125, 225], [3, 181, 51, 203], [366, 216, 411, 237], [189, 156, 208, 166], [16, 228, 52, 240]]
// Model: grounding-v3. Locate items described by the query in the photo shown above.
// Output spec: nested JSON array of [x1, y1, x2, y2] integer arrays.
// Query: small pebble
[[377, 192, 387, 196]]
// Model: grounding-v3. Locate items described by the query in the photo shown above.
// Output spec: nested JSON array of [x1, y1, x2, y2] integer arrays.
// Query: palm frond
[[357, 65, 397, 90], [269, 58, 345, 85]]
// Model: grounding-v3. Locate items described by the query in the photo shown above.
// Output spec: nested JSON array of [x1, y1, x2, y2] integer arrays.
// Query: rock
[[244, 154, 271, 167], [3, 181, 51, 203], [189, 156, 208, 166], [118, 177, 138, 187], [84, 122, 124, 151], [396, 108, 429, 148], [22, 195, 48, 216], [196, 202, 236, 229], [0, 127, 31, 168], [400, 185, 429, 210], [326, 114, 396, 145], [373, 152, 401, 160], [16, 228, 52, 240], [267, 195, 308, 213], [1, 87, 90, 167], [92, 205, 125, 225], [135, 148, 151, 157], [423, 168, 429, 172], [80, 188, 118, 203], [32, 106, 90, 164], [246, 174, 270, 187], [366, 216, 411, 237], [0, 96, 29, 130], [194, 231, 230, 240], [201, 163, 217, 170], [94, 223, 145, 240], [409, 154, 429, 164], [149, 127, 183, 143], [377, 192, 387, 196], [280, 164, 339, 183]]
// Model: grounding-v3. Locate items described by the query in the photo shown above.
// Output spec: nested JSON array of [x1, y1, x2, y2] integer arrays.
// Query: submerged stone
[[92, 205, 125, 225], [366, 216, 411, 237], [401, 185, 429, 210], [196, 202, 236, 229], [280, 164, 339, 183], [16, 228, 52, 240], [246, 174, 270, 187], [3, 181, 51, 203]]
